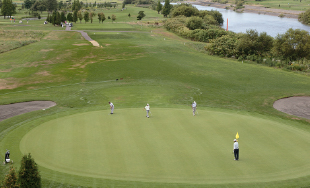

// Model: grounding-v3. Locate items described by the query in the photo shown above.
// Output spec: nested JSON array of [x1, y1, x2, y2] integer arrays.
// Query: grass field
[[1, 4, 310, 188]]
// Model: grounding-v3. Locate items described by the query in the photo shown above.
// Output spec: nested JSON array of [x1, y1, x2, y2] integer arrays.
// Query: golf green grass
[[17, 108, 310, 185]]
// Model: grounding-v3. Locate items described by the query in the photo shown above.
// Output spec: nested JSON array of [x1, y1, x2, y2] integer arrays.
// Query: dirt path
[[0, 101, 56, 122], [72, 30, 147, 47], [273, 97, 310, 119]]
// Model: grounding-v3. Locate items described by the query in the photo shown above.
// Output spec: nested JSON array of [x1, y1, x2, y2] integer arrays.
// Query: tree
[[67, 12, 73, 22], [186, 16, 203, 30], [170, 4, 199, 17], [162, 0, 172, 17], [156, 0, 162, 14], [84, 11, 89, 23], [45, 0, 57, 12], [90, 11, 96, 23], [30, 1, 42, 12], [272, 28, 310, 60], [98, 12, 105, 23], [1, 0, 8, 18], [122, 1, 125, 9], [58, 1, 64, 9], [208, 10, 223, 25], [111, 14, 116, 22], [77, 10, 83, 23], [18, 154, 41, 188], [72, 0, 81, 11], [98, 12, 101, 23], [0, 0, 2, 9], [137, 11, 145, 20], [37, 3, 46, 13], [298, 9, 310, 25], [46, 13, 49, 22], [9, 0, 16, 17], [73, 9, 78, 23], [1, 0, 16, 18], [60, 11, 66, 22], [24, 0, 32, 9], [56, 11, 61, 25], [2, 166, 19, 188]]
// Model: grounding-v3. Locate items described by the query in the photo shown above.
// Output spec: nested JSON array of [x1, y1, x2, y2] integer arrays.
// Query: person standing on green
[[233, 139, 239, 160], [143, 103, 150, 118], [109, 102, 114, 114], [192, 101, 197, 116]]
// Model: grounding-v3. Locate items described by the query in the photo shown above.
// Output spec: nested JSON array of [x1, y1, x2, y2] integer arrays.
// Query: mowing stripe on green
[[20, 108, 310, 184]]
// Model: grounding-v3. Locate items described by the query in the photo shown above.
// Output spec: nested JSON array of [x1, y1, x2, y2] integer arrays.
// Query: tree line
[[0, 0, 119, 19], [46, 10, 114, 25]]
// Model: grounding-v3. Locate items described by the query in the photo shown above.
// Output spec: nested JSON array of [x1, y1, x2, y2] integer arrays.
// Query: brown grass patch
[[83, 55, 97, 59], [40, 49, 54, 52], [35, 71, 51, 76], [80, 61, 96, 68], [0, 78, 20, 90], [0, 69, 12, 72], [73, 43, 89, 46]]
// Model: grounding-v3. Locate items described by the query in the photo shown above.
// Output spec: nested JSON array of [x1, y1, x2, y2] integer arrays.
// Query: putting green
[[20, 108, 310, 184]]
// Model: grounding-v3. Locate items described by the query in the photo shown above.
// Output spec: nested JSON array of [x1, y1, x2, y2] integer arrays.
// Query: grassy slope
[[245, 0, 310, 11], [0, 4, 310, 188]]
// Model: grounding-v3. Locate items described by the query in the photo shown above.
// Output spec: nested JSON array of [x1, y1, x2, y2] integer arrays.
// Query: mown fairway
[[1, 5, 310, 188]]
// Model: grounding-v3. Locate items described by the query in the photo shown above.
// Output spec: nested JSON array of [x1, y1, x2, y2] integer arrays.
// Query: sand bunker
[[0, 101, 56, 122], [273, 97, 310, 120]]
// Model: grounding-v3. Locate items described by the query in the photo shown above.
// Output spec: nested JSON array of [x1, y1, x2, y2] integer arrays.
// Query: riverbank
[[186, 0, 303, 19]]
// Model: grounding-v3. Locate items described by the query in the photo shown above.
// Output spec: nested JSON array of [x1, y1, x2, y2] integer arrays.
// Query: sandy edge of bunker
[[273, 96, 310, 120], [0, 101, 56, 122]]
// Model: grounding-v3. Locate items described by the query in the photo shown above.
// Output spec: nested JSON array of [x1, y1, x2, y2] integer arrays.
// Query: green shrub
[[18, 154, 41, 188], [186, 16, 203, 30], [170, 3, 200, 17]]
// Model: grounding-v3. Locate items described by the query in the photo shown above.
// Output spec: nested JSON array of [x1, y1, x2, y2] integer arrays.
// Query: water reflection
[[193, 4, 310, 37]]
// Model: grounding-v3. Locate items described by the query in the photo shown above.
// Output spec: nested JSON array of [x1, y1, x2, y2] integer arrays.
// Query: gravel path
[[66, 24, 71, 31], [273, 97, 310, 119], [0, 101, 56, 122]]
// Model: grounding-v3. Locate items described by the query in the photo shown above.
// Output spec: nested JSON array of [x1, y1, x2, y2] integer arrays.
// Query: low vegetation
[[298, 8, 310, 25], [0, 30, 46, 53]]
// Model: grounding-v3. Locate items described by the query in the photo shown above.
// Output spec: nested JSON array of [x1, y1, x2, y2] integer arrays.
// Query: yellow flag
[[236, 132, 239, 139]]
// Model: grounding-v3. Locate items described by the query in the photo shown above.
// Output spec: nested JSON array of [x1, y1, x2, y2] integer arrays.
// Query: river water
[[192, 4, 310, 37]]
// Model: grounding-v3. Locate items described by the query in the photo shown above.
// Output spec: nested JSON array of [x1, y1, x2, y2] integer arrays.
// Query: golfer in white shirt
[[144, 103, 150, 118], [233, 139, 239, 160], [192, 101, 197, 116], [109, 102, 114, 114]]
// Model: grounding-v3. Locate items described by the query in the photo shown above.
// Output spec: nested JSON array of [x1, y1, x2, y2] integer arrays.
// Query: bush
[[18, 154, 41, 188], [298, 9, 310, 25], [206, 33, 239, 57], [170, 3, 200, 17], [2, 166, 19, 188], [164, 16, 186, 31], [186, 16, 203, 30]]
